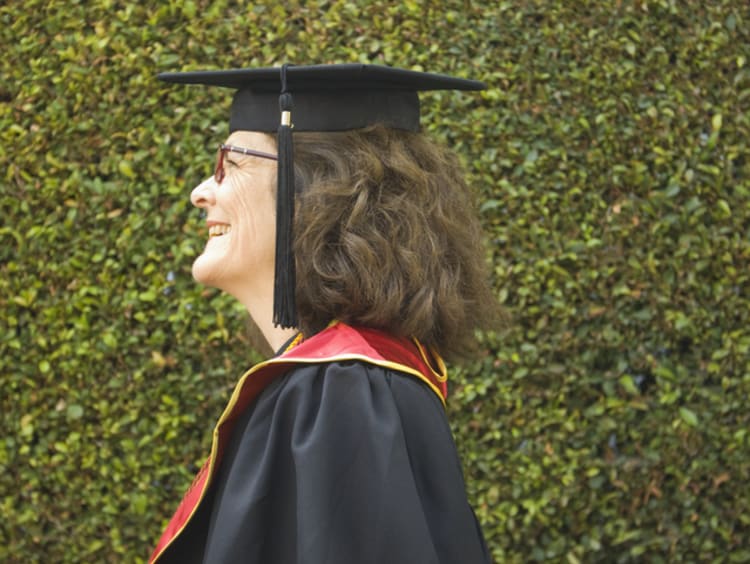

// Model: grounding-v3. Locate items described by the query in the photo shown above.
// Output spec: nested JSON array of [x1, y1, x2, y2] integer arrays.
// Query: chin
[[191, 236, 273, 296], [192, 253, 227, 287], [192, 233, 235, 287]]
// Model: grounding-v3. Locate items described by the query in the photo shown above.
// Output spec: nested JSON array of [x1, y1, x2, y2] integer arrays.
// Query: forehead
[[225, 130, 276, 152]]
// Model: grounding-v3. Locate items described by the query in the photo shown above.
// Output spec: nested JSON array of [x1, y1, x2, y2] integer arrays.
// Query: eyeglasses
[[214, 143, 278, 183]]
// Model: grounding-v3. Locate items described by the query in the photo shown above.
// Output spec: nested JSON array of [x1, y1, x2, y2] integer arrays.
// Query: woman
[[151, 64, 500, 564]]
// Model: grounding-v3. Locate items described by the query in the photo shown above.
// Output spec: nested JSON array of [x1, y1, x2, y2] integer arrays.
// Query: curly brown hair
[[291, 125, 503, 362]]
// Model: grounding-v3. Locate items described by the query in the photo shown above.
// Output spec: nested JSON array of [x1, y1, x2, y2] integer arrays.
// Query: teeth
[[208, 224, 231, 238]]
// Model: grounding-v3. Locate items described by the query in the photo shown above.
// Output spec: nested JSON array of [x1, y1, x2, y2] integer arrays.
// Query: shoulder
[[243, 359, 452, 449], [277, 359, 445, 412], [271, 322, 449, 405]]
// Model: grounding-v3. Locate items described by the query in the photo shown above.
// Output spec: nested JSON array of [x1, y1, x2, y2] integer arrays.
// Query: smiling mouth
[[208, 224, 232, 238]]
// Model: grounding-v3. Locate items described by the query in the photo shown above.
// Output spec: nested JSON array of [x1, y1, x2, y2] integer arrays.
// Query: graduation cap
[[158, 63, 486, 329]]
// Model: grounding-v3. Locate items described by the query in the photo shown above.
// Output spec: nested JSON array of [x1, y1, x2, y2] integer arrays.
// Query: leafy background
[[1, 0, 748, 562]]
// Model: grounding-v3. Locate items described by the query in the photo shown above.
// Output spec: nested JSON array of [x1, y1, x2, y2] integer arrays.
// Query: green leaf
[[67, 404, 84, 420], [679, 407, 699, 427]]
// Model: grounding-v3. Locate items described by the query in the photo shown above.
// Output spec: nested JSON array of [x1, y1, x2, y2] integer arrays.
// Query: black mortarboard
[[158, 64, 486, 329]]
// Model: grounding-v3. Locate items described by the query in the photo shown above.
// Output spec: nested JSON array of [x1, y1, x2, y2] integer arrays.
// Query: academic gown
[[152, 327, 491, 564]]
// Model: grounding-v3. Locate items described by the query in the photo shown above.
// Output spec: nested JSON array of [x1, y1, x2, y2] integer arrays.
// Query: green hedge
[[1, 1, 748, 562]]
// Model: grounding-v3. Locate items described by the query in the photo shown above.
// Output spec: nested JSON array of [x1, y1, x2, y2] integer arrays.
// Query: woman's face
[[190, 131, 278, 296]]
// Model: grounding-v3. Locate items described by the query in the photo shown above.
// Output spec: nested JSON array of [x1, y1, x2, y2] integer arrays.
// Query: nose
[[190, 177, 217, 209]]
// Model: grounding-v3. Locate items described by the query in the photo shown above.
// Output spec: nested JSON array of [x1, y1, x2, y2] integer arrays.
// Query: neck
[[232, 277, 298, 353]]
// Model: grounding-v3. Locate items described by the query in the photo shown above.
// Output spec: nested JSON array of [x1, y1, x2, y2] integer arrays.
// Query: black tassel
[[273, 65, 297, 328]]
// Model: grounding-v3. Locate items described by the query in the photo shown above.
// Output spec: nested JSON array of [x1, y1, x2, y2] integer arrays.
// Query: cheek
[[230, 174, 278, 256]]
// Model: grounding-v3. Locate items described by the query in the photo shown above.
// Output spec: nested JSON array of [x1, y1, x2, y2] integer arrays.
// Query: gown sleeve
[[199, 360, 491, 564]]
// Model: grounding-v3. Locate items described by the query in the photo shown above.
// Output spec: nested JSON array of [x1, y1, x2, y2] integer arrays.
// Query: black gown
[[158, 360, 491, 564]]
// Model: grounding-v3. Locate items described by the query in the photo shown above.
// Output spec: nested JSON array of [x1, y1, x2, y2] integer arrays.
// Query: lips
[[208, 224, 231, 238]]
